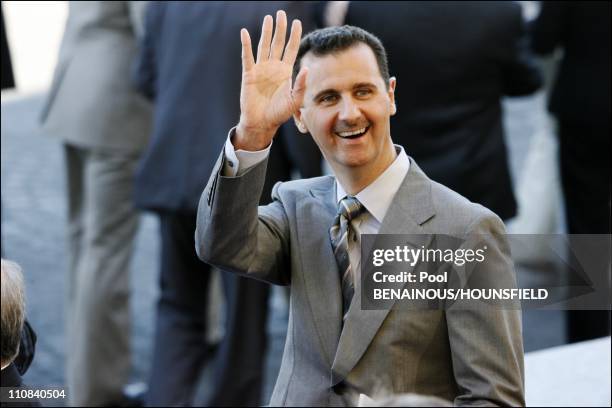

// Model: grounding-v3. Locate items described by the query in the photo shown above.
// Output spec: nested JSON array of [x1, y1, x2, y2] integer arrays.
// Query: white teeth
[[337, 127, 367, 137]]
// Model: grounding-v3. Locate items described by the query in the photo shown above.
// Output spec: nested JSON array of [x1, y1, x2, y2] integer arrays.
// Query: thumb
[[291, 67, 308, 112]]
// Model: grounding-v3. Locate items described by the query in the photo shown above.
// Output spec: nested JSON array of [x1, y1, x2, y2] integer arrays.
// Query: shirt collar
[[336, 145, 410, 223]]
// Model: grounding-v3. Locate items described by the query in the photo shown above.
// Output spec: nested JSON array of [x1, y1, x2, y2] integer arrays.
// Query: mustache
[[333, 122, 371, 133]]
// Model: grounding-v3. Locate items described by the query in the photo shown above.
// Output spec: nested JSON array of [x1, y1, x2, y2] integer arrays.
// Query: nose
[[338, 97, 362, 123]]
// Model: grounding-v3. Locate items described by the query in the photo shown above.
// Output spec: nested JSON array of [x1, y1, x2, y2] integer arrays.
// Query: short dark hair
[[293, 25, 390, 86]]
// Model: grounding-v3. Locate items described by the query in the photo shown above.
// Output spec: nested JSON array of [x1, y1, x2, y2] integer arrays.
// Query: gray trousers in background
[[64, 144, 140, 406]]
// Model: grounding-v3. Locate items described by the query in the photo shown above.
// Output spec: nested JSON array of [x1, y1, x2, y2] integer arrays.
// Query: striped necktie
[[329, 196, 365, 319]]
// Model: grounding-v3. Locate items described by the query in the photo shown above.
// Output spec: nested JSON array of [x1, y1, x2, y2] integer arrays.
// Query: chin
[[337, 153, 374, 168]]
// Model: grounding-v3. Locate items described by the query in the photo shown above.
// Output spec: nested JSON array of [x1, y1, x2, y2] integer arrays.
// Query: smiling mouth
[[335, 126, 369, 139]]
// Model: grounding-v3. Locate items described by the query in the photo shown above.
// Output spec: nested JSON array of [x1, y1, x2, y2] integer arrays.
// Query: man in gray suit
[[40, 2, 151, 405], [196, 11, 524, 406]]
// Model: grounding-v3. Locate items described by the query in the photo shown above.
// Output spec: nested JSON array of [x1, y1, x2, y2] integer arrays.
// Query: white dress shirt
[[222, 128, 272, 177], [334, 147, 410, 287], [223, 130, 410, 285]]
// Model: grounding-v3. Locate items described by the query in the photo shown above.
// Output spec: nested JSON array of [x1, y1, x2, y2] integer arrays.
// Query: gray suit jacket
[[196, 151, 524, 406], [40, 1, 151, 153]]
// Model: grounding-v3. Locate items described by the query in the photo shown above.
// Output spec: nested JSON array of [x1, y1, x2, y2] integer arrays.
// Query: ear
[[388, 76, 397, 116], [293, 110, 309, 134]]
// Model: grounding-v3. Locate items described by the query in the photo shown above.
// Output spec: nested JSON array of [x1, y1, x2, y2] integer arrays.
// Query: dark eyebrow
[[353, 82, 377, 89]]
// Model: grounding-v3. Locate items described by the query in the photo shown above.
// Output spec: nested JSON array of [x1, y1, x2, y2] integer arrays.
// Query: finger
[[256, 14, 273, 62], [270, 10, 287, 60], [282, 19, 302, 65], [241, 29, 255, 71], [291, 67, 308, 111]]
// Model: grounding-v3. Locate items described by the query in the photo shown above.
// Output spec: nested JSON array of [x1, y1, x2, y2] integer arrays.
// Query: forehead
[[301, 43, 386, 93]]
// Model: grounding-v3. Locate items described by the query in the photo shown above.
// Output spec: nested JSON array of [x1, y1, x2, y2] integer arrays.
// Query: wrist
[[234, 122, 277, 151]]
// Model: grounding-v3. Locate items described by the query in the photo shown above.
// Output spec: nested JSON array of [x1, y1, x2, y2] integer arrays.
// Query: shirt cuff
[[222, 127, 271, 177]]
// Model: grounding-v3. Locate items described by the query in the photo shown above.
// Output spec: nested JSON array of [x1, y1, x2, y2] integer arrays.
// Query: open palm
[[236, 11, 308, 150]]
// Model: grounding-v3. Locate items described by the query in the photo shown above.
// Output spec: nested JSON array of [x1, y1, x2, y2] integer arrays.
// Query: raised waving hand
[[234, 10, 308, 151]]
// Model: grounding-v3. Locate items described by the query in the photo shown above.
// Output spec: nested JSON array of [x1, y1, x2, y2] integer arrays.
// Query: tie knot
[[338, 196, 365, 221]]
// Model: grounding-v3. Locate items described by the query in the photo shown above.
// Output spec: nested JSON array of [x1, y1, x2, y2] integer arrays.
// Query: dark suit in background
[[531, 1, 611, 342], [133, 2, 320, 405], [334, 1, 542, 221], [14, 321, 37, 378]]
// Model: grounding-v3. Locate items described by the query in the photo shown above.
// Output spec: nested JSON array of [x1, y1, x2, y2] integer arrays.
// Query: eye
[[319, 94, 338, 104], [355, 88, 373, 98]]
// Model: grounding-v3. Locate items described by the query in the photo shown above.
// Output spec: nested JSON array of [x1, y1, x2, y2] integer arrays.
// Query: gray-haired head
[[1, 259, 26, 367], [293, 25, 390, 86]]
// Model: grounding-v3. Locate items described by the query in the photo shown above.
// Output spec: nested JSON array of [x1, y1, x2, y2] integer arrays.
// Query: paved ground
[[1, 91, 566, 405]]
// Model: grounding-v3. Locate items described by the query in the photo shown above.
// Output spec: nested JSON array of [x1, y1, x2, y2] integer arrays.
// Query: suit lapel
[[297, 178, 343, 365], [331, 159, 437, 384]]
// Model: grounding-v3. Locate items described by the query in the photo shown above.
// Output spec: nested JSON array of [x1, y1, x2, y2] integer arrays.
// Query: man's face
[[295, 43, 396, 176]]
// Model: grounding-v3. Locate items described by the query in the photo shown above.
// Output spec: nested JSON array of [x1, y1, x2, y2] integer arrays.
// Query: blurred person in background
[[531, 0, 611, 343], [317, 1, 542, 222], [133, 2, 320, 406], [1, 259, 41, 407], [39, 2, 152, 405]]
